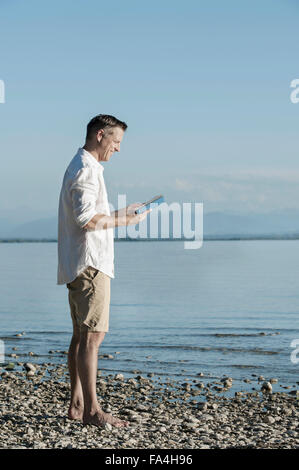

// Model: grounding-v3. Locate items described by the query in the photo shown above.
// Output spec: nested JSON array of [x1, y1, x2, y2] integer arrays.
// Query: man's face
[[97, 126, 125, 161]]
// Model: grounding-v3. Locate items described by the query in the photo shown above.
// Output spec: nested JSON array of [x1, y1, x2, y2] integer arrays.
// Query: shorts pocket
[[84, 266, 100, 281]]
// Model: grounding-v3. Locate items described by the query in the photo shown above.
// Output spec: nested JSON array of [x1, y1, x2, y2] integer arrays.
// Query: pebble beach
[[0, 359, 298, 449]]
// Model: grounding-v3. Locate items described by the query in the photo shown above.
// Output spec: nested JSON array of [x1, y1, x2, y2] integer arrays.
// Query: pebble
[[0, 363, 297, 449], [100, 354, 114, 359], [270, 378, 278, 384], [198, 402, 208, 411], [196, 382, 204, 389], [261, 382, 273, 393], [264, 416, 275, 424], [23, 363, 37, 372], [223, 379, 233, 388], [114, 373, 124, 381]]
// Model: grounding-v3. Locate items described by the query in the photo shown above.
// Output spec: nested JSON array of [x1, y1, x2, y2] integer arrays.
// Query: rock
[[127, 378, 137, 386], [114, 373, 124, 381], [182, 383, 191, 391], [222, 379, 233, 388], [0, 360, 297, 449], [5, 362, 15, 371], [23, 363, 37, 372], [97, 379, 107, 392], [264, 416, 275, 424], [261, 382, 272, 393], [196, 382, 205, 390], [221, 376, 232, 382], [198, 402, 208, 411], [135, 404, 150, 412], [186, 415, 199, 424], [209, 403, 218, 410], [103, 405, 112, 413], [270, 378, 278, 384], [135, 375, 145, 381], [27, 370, 35, 377]]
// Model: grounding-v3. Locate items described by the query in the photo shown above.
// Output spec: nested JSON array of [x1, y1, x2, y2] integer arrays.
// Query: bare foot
[[68, 405, 84, 421], [83, 409, 130, 428]]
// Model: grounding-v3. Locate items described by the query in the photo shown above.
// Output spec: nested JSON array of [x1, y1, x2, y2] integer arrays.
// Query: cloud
[[109, 168, 299, 213], [170, 169, 299, 212], [174, 178, 195, 191], [194, 168, 299, 183]]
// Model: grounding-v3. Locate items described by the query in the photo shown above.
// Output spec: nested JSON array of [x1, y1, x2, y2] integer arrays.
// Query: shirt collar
[[78, 147, 104, 172]]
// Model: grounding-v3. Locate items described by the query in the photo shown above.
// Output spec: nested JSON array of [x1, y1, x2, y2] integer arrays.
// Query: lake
[[1, 240, 298, 396]]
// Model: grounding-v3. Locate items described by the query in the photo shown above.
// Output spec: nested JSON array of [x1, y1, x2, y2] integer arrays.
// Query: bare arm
[[69, 169, 150, 231], [83, 203, 151, 231]]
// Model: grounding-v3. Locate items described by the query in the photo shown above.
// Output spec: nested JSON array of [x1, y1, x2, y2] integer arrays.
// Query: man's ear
[[96, 129, 104, 142]]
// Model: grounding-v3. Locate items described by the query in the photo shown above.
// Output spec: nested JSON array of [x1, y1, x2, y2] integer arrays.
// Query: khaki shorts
[[66, 266, 111, 333]]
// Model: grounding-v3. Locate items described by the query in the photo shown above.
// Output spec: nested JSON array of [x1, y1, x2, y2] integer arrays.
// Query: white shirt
[[57, 147, 114, 285]]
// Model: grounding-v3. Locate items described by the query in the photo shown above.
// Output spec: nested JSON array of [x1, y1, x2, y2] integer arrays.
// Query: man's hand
[[83, 203, 151, 231], [113, 203, 151, 227]]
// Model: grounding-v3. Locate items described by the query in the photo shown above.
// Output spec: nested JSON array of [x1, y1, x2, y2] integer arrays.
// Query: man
[[57, 114, 150, 428]]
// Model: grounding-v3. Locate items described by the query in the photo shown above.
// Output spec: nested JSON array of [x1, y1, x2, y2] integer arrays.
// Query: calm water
[[1, 240, 299, 395]]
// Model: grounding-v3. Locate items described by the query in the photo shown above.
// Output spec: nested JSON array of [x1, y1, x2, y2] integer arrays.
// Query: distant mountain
[[203, 211, 299, 236], [0, 207, 56, 238], [2, 209, 299, 239], [2, 217, 58, 239]]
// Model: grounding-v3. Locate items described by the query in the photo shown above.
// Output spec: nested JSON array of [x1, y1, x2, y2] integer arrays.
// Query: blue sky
[[0, 0, 299, 220]]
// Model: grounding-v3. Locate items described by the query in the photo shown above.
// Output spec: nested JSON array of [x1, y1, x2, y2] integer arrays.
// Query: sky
[[0, 0, 299, 222]]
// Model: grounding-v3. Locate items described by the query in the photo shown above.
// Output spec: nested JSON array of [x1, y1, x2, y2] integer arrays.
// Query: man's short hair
[[86, 114, 127, 140]]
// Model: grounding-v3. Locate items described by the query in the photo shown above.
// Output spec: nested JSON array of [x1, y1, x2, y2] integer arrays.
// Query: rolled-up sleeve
[[70, 167, 99, 228]]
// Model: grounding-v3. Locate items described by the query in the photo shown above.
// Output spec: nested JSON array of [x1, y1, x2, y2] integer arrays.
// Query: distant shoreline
[[1, 235, 299, 243]]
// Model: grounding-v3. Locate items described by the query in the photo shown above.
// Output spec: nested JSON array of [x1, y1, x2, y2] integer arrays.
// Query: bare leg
[[78, 330, 129, 428], [67, 327, 84, 420]]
